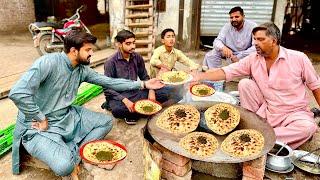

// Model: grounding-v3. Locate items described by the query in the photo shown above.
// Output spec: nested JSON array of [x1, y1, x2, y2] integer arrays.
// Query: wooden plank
[[135, 31, 152, 37], [126, 13, 150, 19], [126, 4, 152, 9], [135, 39, 152, 45], [142, 56, 150, 62], [128, 22, 153, 28], [135, 47, 152, 54]]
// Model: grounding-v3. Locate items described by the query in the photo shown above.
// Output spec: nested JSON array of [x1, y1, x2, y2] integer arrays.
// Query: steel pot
[[266, 141, 293, 171]]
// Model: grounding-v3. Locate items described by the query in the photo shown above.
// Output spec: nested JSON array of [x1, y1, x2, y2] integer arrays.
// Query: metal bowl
[[266, 141, 293, 171]]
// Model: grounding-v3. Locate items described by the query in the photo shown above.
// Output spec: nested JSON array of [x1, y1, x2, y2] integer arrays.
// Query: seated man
[[9, 31, 163, 179], [149, 28, 199, 78], [203, 6, 257, 68], [102, 30, 182, 125], [193, 22, 319, 149]]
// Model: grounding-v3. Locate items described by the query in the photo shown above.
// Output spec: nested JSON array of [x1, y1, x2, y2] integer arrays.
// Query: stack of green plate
[[0, 124, 15, 157], [0, 83, 103, 157], [72, 83, 103, 106]]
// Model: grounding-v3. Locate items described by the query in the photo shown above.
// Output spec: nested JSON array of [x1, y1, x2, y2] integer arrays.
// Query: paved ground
[[0, 32, 320, 180]]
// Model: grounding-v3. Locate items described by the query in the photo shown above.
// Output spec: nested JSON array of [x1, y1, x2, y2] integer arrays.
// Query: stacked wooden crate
[[125, 0, 155, 61]]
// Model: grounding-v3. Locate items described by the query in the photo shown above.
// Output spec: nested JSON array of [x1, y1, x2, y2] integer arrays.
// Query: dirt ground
[[0, 31, 320, 180]]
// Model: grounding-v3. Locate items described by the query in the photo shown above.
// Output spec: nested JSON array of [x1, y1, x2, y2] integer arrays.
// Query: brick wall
[[0, 0, 35, 32]]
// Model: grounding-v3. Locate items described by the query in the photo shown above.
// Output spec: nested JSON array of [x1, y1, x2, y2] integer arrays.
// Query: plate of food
[[134, 99, 162, 115], [80, 140, 127, 165], [190, 84, 215, 97], [160, 71, 193, 85]]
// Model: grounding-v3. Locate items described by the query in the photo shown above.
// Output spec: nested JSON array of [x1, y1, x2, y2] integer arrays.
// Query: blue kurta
[[9, 52, 141, 174]]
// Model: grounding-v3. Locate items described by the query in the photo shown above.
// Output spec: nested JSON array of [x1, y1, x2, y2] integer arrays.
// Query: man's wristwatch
[[141, 81, 146, 89]]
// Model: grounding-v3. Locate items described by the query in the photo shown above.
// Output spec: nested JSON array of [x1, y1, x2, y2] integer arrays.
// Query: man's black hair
[[229, 6, 244, 15], [161, 28, 175, 39], [115, 29, 135, 43], [64, 30, 97, 53], [252, 22, 281, 45]]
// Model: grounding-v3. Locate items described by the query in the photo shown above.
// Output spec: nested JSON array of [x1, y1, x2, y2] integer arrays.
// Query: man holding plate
[[101, 30, 183, 125]]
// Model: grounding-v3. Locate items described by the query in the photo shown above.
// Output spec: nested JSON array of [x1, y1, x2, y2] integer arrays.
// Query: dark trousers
[[107, 86, 183, 120]]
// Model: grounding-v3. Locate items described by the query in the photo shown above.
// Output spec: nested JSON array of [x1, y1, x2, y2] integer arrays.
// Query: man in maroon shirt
[[102, 30, 182, 124]]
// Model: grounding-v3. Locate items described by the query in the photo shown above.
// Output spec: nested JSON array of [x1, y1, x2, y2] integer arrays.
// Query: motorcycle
[[28, 5, 91, 55]]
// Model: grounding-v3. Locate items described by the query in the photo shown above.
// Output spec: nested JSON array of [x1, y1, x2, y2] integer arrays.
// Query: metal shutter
[[200, 0, 275, 36]]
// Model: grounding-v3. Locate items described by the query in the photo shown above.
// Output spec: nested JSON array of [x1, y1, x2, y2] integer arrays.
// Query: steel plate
[[291, 150, 320, 175], [147, 101, 276, 163]]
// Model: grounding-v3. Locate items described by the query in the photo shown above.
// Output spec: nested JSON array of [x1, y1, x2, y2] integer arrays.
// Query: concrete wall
[[0, 0, 35, 33], [155, 0, 192, 50], [273, 0, 286, 33], [109, 0, 125, 45], [182, 0, 192, 50], [156, 1, 179, 37]]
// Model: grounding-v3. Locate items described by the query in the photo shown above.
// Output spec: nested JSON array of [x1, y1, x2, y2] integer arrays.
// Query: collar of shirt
[[255, 46, 287, 64], [277, 46, 287, 61], [159, 45, 175, 55], [61, 52, 75, 71], [115, 50, 136, 62]]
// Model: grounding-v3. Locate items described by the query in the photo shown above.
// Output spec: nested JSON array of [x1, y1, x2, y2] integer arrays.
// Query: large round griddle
[[147, 101, 276, 163]]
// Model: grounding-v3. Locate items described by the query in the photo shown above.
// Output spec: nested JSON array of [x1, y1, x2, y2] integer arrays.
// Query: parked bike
[[28, 5, 91, 55]]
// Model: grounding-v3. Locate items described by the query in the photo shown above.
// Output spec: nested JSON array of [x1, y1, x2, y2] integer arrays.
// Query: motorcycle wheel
[[37, 34, 63, 56]]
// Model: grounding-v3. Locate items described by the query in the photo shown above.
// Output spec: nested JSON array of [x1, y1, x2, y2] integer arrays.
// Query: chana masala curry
[[82, 141, 127, 164]]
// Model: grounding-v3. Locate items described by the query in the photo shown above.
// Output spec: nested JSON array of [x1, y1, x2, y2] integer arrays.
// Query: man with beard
[[9, 30, 164, 179], [203, 6, 257, 68], [102, 30, 183, 124], [192, 22, 319, 149], [149, 28, 199, 78]]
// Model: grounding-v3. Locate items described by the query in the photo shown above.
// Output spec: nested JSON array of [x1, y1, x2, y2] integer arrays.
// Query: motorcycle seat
[[55, 28, 71, 35], [32, 22, 63, 29]]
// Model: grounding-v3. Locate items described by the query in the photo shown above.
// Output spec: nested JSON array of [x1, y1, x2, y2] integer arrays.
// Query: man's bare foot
[[71, 165, 80, 180]]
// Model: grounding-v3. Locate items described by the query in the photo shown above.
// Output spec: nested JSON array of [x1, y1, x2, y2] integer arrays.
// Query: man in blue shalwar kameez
[[9, 31, 164, 179]]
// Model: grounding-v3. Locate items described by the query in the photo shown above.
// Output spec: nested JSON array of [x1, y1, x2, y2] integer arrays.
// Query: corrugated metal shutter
[[200, 0, 275, 36]]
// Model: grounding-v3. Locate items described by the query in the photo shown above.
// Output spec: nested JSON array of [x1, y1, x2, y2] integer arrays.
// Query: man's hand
[[122, 98, 135, 112], [190, 71, 203, 83], [31, 118, 48, 131], [148, 89, 156, 101], [190, 69, 198, 73], [222, 46, 233, 58], [145, 78, 165, 90], [156, 67, 170, 78], [230, 55, 239, 63]]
